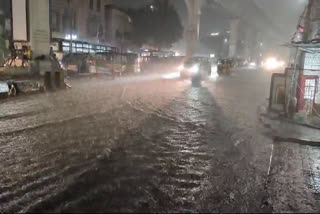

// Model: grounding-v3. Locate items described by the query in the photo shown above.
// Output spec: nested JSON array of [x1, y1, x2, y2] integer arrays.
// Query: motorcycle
[[179, 57, 211, 85], [217, 59, 233, 76]]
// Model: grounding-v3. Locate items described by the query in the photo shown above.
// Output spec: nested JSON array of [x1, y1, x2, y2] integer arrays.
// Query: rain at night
[[1, 0, 320, 213]]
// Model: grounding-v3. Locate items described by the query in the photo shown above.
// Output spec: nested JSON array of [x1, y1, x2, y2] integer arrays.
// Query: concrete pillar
[[185, 0, 200, 57], [228, 18, 240, 58], [28, 0, 50, 58]]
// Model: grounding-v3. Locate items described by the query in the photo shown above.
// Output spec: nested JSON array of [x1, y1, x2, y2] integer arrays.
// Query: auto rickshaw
[[217, 59, 233, 76]]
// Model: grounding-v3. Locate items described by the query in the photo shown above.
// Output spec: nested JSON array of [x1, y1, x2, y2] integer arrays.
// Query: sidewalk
[[0, 67, 146, 98], [259, 105, 320, 144]]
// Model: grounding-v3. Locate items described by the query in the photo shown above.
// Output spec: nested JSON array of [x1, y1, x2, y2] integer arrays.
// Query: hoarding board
[[12, 0, 28, 41]]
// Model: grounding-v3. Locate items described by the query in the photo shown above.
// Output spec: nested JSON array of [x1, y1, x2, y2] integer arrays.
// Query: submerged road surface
[[0, 68, 319, 212]]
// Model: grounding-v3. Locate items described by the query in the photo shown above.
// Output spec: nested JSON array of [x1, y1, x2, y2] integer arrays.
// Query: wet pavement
[[0, 68, 320, 212]]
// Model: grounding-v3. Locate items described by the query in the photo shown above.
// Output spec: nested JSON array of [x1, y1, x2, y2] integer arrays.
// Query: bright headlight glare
[[264, 57, 278, 70], [190, 65, 199, 74], [249, 62, 256, 67], [178, 65, 184, 71]]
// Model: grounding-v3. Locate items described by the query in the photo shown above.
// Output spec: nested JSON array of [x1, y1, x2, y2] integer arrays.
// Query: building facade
[[104, 6, 133, 51], [0, 0, 12, 64], [50, 0, 133, 55], [50, 0, 112, 44]]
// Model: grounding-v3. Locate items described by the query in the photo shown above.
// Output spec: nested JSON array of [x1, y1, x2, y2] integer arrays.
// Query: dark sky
[[254, 0, 306, 39], [113, 0, 306, 53], [114, 0, 306, 39], [113, 0, 187, 18]]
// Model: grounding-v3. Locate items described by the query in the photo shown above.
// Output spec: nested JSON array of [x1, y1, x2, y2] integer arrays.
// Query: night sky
[[254, 0, 306, 39], [114, 0, 306, 40]]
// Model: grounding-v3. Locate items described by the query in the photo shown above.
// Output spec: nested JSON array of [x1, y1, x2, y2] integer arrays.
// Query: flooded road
[[0, 69, 319, 212]]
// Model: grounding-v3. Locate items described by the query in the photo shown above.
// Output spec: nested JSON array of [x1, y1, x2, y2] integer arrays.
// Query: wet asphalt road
[[0, 68, 319, 212]]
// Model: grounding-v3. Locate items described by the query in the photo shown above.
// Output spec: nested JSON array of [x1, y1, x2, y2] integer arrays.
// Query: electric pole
[[298, 0, 313, 67], [292, 0, 314, 116]]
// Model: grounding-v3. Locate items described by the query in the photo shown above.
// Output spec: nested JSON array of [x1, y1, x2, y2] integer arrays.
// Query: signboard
[[12, 0, 28, 41]]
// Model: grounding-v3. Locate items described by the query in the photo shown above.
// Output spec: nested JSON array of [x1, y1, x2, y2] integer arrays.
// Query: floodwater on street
[[1, 68, 320, 212]]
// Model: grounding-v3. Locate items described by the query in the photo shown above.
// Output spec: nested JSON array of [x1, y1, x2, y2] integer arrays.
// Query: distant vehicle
[[217, 58, 234, 76], [179, 57, 211, 84], [61, 52, 140, 77], [139, 50, 175, 72], [122, 53, 140, 74], [61, 53, 96, 74], [96, 52, 141, 76], [95, 52, 115, 75], [262, 57, 286, 71]]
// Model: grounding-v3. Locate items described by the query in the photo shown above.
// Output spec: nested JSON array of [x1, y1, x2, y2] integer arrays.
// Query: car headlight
[[190, 65, 199, 74], [249, 62, 256, 67], [264, 57, 278, 70]]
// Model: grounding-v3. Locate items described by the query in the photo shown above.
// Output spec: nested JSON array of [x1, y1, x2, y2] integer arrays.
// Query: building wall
[[50, 0, 112, 44], [104, 7, 132, 50], [0, 0, 12, 63], [228, 19, 239, 58]]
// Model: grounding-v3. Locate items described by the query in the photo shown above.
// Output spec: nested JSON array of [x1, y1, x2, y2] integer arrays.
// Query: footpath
[[0, 66, 149, 99], [258, 104, 320, 144]]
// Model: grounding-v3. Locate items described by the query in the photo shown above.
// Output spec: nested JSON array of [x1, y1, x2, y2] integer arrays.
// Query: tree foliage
[[127, 0, 183, 49]]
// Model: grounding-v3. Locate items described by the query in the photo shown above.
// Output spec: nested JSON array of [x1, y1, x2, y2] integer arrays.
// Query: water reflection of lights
[[162, 72, 181, 80], [308, 148, 320, 193], [210, 65, 219, 80]]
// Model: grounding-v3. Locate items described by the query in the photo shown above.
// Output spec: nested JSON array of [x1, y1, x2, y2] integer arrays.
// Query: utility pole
[[298, 0, 313, 67], [292, 0, 313, 116]]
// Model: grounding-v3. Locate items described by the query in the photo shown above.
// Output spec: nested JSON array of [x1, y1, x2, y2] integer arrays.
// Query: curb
[[258, 102, 320, 131], [273, 136, 320, 146], [258, 103, 320, 144], [0, 79, 43, 99], [285, 119, 320, 131]]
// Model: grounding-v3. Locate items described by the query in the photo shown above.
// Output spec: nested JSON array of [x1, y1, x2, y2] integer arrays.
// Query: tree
[[127, 0, 183, 49]]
